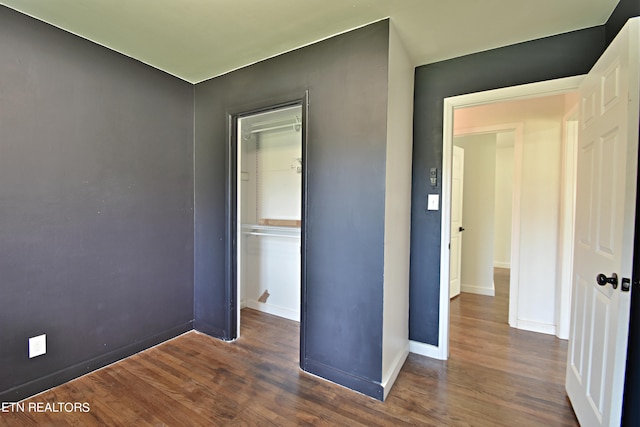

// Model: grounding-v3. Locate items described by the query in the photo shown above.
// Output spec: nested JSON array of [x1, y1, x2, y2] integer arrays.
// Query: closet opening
[[231, 101, 306, 341]]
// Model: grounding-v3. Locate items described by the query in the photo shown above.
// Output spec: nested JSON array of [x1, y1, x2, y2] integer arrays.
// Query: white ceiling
[[1, 0, 619, 83]]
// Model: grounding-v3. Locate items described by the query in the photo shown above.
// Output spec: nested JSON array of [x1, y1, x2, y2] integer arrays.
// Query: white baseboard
[[409, 340, 446, 360], [494, 261, 511, 269], [381, 344, 409, 400], [556, 325, 569, 340], [461, 283, 495, 296], [246, 300, 300, 322], [515, 319, 556, 336]]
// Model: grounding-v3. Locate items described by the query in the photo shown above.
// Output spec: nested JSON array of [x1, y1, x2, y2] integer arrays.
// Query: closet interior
[[237, 105, 302, 326]]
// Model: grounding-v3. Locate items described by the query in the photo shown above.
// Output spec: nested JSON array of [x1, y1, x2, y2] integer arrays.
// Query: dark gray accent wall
[[0, 6, 194, 402], [194, 21, 389, 399], [606, 0, 640, 44], [409, 27, 606, 345], [624, 135, 640, 425]]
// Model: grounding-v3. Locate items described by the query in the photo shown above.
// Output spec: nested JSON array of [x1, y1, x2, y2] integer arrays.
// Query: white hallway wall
[[381, 22, 414, 399], [494, 132, 514, 269]]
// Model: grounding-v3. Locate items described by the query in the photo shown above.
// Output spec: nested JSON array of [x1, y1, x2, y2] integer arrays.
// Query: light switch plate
[[427, 194, 439, 211], [29, 334, 46, 358]]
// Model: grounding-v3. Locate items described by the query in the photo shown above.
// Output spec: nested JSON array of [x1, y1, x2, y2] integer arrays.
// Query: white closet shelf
[[241, 224, 301, 239]]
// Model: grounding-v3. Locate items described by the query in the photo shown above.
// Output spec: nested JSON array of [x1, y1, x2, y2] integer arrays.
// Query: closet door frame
[[226, 92, 309, 362]]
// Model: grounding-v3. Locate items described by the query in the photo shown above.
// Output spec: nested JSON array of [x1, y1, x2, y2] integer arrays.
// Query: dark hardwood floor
[[1, 268, 578, 426]]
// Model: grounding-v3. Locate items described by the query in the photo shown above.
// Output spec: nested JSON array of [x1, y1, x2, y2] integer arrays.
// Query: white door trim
[[434, 75, 585, 360], [556, 105, 579, 340]]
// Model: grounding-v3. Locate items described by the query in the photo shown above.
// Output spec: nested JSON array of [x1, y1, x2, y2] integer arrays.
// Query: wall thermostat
[[430, 168, 437, 187]]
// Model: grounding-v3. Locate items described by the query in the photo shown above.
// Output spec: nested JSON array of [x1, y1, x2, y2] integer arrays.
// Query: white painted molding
[[461, 283, 495, 296], [246, 300, 300, 322], [381, 344, 409, 400], [439, 100, 454, 361], [508, 123, 524, 331], [448, 75, 585, 108], [516, 319, 557, 336], [556, 105, 578, 341], [409, 340, 446, 360]]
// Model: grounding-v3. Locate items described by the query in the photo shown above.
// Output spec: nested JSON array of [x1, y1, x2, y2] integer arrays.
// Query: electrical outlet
[[29, 334, 46, 358]]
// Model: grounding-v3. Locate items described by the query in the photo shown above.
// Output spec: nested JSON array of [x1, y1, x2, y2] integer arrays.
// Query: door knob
[[459, 227, 465, 232], [596, 273, 618, 289]]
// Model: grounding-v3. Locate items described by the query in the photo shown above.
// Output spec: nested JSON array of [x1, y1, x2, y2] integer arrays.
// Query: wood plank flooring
[[1, 268, 578, 426]]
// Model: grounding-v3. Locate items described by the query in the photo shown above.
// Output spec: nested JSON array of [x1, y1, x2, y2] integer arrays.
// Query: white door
[[566, 17, 639, 427], [450, 145, 464, 298]]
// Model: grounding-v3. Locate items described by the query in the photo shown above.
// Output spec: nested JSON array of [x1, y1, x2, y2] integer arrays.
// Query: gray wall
[[194, 21, 389, 399], [0, 6, 194, 402], [614, 1, 640, 424], [606, 0, 640, 44]]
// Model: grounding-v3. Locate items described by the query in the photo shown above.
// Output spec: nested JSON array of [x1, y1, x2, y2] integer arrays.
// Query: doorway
[[451, 128, 517, 301], [230, 100, 307, 340], [434, 76, 584, 360]]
